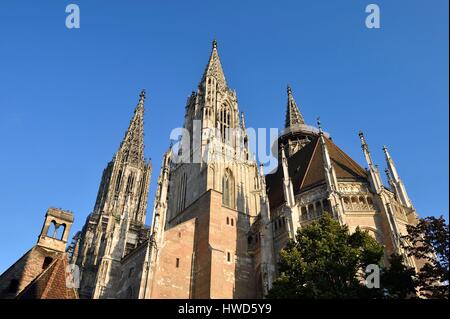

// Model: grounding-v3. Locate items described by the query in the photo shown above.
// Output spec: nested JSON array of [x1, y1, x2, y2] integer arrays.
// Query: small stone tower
[[37, 208, 74, 252], [0, 208, 76, 299]]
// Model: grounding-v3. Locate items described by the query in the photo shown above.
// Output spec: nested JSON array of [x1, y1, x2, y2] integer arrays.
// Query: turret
[[358, 131, 383, 193], [37, 208, 74, 253], [383, 145, 413, 208]]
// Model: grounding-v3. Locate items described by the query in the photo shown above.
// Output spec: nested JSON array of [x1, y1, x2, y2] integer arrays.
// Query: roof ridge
[[41, 258, 62, 298], [0, 248, 33, 281]]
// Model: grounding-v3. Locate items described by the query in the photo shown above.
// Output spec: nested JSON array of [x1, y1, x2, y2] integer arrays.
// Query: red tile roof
[[17, 255, 78, 299]]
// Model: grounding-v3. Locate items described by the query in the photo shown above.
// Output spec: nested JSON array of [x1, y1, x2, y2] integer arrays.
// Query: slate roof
[[266, 135, 367, 209]]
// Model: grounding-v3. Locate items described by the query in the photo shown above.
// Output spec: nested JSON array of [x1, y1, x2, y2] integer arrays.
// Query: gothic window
[[308, 204, 314, 218], [227, 252, 231, 263], [115, 170, 123, 193], [226, 217, 229, 225], [222, 169, 235, 208], [231, 218, 234, 227], [315, 201, 323, 216], [126, 173, 135, 193], [343, 197, 351, 210], [177, 173, 188, 213], [351, 196, 358, 209], [176, 258, 180, 268], [322, 200, 331, 213], [301, 206, 308, 219], [218, 104, 232, 143]]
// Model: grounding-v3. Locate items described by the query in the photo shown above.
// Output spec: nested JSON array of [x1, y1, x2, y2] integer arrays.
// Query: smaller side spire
[[318, 121, 345, 224], [281, 145, 295, 208], [139, 89, 146, 106], [383, 145, 413, 208], [240, 112, 246, 130], [383, 145, 399, 181], [385, 168, 394, 190], [285, 85, 305, 129], [358, 131, 383, 193], [318, 124, 338, 193]]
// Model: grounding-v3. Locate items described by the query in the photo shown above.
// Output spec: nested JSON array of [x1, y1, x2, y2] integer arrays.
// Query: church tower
[[74, 90, 152, 299], [141, 41, 274, 299]]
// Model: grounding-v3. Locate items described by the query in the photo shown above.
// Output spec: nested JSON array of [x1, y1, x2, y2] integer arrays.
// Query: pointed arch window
[[126, 172, 135, 193], [177, 173, 188, 213], [218, 104, 232, 143], [222, 169, 235, 208], [115, 170, 123, 194]]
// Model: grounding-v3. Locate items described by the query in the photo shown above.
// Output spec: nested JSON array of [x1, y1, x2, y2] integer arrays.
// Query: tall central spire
[[285, 86, 305, 128], [201, 40, 227, 91], [117, 90, 146, 165]]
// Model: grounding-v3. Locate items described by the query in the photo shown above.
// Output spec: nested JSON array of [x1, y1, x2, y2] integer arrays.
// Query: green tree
[[402, 216, 449, 299], [381, 253, 417, 299], [267, 214, 384, 299]]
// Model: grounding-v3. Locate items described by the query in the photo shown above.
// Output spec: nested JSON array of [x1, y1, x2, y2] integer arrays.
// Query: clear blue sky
[[0, 0, 448, 273]]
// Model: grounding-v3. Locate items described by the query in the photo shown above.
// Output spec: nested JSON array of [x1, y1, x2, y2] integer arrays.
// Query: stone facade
[[1, 41, 421, 299]]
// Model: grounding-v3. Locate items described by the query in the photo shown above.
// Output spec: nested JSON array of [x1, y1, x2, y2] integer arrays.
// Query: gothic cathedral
[[0, 41, 420, 299]]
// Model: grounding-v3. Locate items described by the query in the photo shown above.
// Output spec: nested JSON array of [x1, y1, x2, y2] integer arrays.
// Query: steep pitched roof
[[17, 255, 78, 299], [266, 135, 367, 209], [200, 40, 227, 91], [116, 90, 146, 166]]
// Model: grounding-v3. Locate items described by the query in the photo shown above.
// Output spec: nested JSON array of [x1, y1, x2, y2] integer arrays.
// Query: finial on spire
[[240, 112, 246, 129], [212, 39, 217, 49], [139, 89, 146, 105], [285, 85, 305, 128], [317, 117, 322, 133], [358, 131, 367, 147]]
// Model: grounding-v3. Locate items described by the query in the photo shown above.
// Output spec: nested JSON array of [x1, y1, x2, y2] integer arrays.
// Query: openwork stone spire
[[117, 89, 146, 165], [201, 40, 228, 91], [285, 85, 305, 128]]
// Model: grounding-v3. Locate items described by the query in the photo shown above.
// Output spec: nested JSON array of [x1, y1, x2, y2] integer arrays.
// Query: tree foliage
[[267, 214, 384, 299], [402, 216, 449, 299], [381, 253, 417, 298]]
